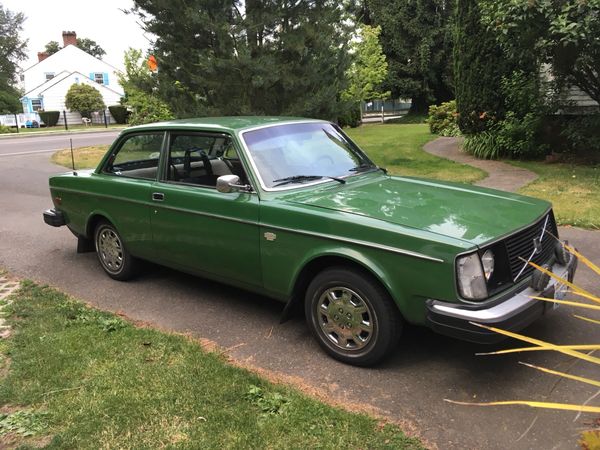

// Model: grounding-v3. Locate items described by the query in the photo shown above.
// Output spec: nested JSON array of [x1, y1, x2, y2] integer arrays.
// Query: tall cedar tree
[[0, 4, 27, 113], [454, 0, 511, 133], [130, 0, 351, 120], [367, 0, 455, 113]]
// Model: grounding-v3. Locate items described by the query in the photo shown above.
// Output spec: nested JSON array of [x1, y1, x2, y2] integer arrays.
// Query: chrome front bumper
[[426, 255, 578, 343]]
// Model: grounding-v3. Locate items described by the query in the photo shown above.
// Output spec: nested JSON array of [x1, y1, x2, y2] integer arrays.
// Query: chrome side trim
[[53, 187, 154, 207], [262, 223, 444, 263], [53, 187, 443, 262], [431, 260, 570, 322], [153, 204, 258, 226], [52, 187, 259, 227]]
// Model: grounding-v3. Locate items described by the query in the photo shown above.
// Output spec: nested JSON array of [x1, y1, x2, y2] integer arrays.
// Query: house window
[[31, 99, 43, 112], [45, 73, 55, 81], [94, 73, 104, 84]]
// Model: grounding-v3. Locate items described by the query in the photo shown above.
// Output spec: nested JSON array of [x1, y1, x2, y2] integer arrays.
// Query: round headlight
[[481, 249, 495, 281]]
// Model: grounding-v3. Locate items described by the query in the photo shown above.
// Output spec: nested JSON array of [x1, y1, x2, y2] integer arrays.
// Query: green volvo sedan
[[43, 117, 577, 365]]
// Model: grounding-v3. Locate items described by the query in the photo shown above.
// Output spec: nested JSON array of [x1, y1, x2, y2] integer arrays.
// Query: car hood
[[281, 175, 550, 246]]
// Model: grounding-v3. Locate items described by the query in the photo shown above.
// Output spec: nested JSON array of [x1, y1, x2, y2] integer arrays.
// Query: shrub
[[38, 111, 60, 127], [65, 84, 105, 118], [108, 105, 129, 124], [125, 90, 173, 126], [561, 114, 600, 155], [428, 100, 461, 136], [463, 113, 548, 160], [463, 130, 501, 159], [0, 124, 15, 134], [338, 104, 361, 128]]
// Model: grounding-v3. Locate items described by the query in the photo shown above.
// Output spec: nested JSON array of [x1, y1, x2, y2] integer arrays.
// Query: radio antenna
[[70, 138, 78, 176]]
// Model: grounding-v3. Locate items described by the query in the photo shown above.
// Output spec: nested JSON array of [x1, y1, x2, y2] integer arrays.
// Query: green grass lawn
[[51, 146, 110, 170], [346, 124, 485, 184], [511, 161, 600, 230], [0, 282, 423, 449]]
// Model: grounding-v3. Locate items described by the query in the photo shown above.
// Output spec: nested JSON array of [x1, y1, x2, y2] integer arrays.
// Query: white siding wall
[[23, 45, 124, 96], [29, 73, 122, 125]]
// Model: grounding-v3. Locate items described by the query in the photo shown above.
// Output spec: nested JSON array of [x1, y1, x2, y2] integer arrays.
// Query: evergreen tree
[[0, 4, 27, 113], [454, 0, 509, 133], [129, 0, 351, 120], [367, 0, 455, 113]]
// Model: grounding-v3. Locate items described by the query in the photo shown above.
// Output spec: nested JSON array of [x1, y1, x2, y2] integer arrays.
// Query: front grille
[[505, 211, 557, 281]]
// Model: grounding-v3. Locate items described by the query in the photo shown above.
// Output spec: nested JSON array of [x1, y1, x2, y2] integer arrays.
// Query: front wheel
[[94, 221, 139, 281], [305, 267, 402, 366]]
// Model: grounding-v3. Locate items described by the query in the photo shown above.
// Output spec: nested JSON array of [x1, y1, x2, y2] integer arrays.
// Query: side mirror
[[216, 174, 250, 193]]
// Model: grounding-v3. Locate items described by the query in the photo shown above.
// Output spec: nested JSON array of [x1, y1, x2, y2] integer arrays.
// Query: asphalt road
[[1, 134, 598, 450], [0, 131, 120, 157]]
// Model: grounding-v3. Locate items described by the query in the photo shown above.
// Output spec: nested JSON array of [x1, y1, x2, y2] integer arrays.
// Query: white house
[[19, 31, 124, 125]]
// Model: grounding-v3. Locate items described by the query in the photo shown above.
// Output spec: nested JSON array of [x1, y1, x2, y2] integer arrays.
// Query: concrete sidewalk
[[423, 136, 538, 192]]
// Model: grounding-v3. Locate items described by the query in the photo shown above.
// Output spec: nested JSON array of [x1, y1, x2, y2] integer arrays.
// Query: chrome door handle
[[152, 192, 165, 201]]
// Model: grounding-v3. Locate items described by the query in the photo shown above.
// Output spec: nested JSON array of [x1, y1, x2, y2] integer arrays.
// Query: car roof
[[124, 116, 326, 134]]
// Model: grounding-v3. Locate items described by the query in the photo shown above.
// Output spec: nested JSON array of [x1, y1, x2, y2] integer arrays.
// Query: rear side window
[[104, 133, 164, 180]]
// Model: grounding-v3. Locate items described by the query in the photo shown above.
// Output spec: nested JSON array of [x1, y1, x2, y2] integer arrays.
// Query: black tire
[[305, 267, 402, 366], [94, 220, 139, 281]]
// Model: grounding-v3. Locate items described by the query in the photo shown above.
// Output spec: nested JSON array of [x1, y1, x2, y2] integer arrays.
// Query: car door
[[150, 131, 262, 288], [94, 131, 166, 260]]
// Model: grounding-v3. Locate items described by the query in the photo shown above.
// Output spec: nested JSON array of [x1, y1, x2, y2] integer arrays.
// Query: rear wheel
[[305, 267, 402, 366], [94, 221, 138, 281]]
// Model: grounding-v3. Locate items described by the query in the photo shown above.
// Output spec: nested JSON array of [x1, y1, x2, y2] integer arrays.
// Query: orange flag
[[147, 55, 158, 72]]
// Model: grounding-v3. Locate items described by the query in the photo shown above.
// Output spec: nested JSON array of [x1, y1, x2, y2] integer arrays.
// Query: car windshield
[[242, 122, 376, 189]]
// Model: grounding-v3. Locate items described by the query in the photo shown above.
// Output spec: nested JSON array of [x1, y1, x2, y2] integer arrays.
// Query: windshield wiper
[[272, 175, 346, 187], [349, 163, 377, 173], [349, 164, 388, 174]]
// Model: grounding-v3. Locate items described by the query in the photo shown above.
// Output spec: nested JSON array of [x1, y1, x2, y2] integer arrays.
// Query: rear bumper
[[43, 208, 66, 227], [426, 255, 577, 343]]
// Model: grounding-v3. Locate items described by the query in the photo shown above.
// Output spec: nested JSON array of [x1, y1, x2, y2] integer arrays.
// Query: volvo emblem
[[532, 237, 543, 254], [264, 232, 277, 241]]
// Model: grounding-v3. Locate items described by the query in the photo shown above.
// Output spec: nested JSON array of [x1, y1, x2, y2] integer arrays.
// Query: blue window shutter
[[103, 73, 109, 85], [89, 72, 95, 81], [27, 98, 33, 113]]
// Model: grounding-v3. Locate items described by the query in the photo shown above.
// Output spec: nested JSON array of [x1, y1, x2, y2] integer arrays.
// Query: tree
[[129, 0, 352, 120], [343, 25, 391, 104], [454, 0, 512, 133], [0, 4, 27, 113], [43, 37, 106, 59], [0, 85, 21, 113], [65, 83, 105, 117], [44, 40, 61, 55], [76, 38, 106, 59], [117, 48, 173, 125], [367, 0, 455, 113], [480, 0, 600, 107]]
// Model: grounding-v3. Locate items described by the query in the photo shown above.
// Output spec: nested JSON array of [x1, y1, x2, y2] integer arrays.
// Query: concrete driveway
[[0, 136, 598, 450]]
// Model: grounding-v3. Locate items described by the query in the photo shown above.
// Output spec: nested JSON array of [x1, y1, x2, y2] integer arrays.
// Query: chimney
[[62, 31, 77, 47], [37, 52, 49, 62]]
